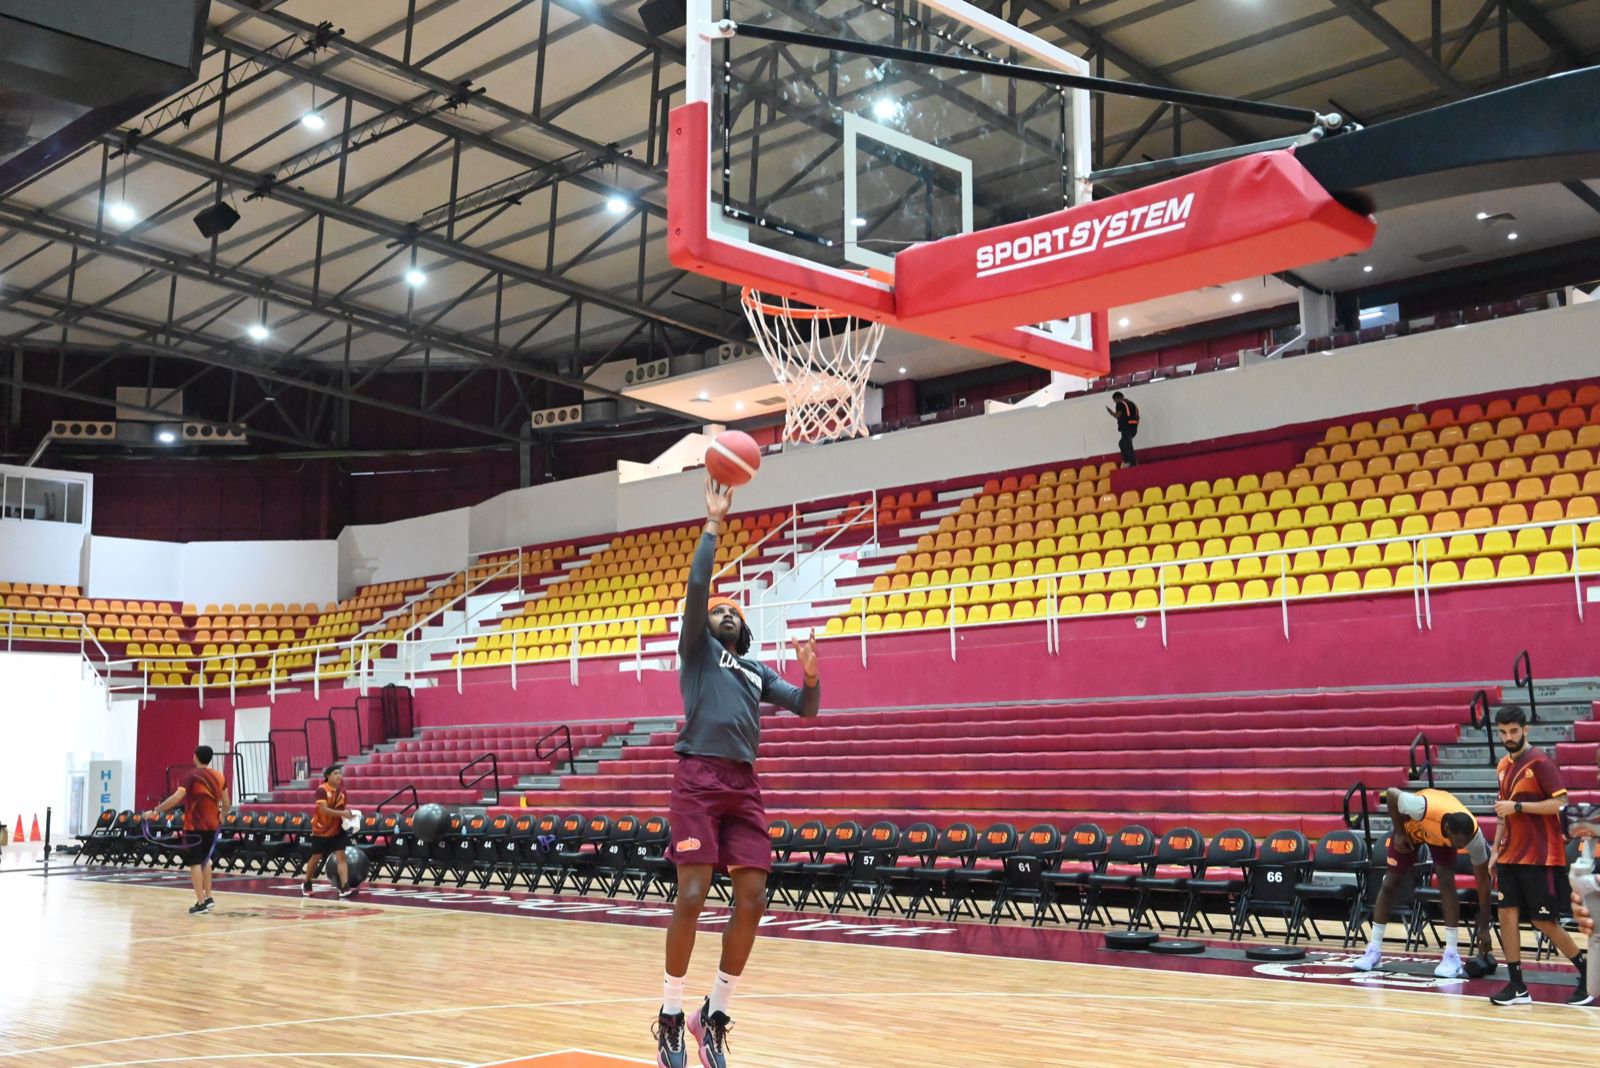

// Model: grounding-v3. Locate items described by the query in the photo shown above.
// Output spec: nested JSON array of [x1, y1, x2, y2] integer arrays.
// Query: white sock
[[662, 972, 687, 1016], [1366, 923, 1387, 952], [1444, 927, 1459, 954], [709, 970, 740, 1017]]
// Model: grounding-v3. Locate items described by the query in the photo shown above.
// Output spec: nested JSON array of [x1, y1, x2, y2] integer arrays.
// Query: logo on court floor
[[1252, 952, 1464, 988]]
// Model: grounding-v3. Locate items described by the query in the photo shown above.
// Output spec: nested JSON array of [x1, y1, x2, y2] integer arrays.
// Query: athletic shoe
[[202, 898, 215, 911], [1490, 982, 1532, 1006], [1352, 946, 1382, 971], [686, 999, 731, 1068], [653, 1009, 686, 1068], [187, 901, 209, 915], [301, 883, 315, 897], [1433, 950, 1464, 978], [1567, 981, 1594, 1006], [338, 886, 357, 899]]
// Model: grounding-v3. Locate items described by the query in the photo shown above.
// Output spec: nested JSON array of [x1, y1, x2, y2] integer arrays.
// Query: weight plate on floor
[[1148, 939, 1207, 955], [1244, 945, 1307, 961], [1104, 930, 1160, 950]]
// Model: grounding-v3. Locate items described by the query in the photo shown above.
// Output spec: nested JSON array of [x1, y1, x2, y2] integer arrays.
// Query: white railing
[[8, 515, 1591, 702]]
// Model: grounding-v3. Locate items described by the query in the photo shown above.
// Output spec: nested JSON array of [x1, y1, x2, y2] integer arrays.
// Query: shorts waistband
[[679, 753, 753, 771]]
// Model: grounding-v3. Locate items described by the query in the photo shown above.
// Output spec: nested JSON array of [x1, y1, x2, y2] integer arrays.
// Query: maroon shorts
[[1387, 835, 1453, 875], [667, 755, 771, 873]]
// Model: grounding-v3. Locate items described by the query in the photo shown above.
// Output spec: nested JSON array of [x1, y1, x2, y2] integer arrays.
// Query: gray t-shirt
[[675, 531, 808, 765]]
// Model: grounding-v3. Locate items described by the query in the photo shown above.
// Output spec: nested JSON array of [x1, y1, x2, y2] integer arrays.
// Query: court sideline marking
[[69, 1054, 468, 1068]]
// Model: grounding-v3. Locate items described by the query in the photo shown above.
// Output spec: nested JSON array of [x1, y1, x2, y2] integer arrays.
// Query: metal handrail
[[1512, 649, 1539, 723], [1342, 780, 1374, 852], [717, 508, 803, 584], [1407, 732, 1434, 789], [534, 724, 575, 775], [459, 753, 501, 800], [1468, 690, 1497, 767], [402, 557, 521, 639], [376, 784, 420, 815]]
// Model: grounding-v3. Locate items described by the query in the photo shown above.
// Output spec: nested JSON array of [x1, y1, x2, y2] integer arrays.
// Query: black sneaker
[[203, 897, 214, 910], [1490, 982, 1532, 1006], [338, 886, 357, 900], [1568, 982, 1594, 1007], [301, 883, 315, 897], [187, 901, 209, 915], [686, 999, 731, 1068], [653, 1009, 686, 1068]]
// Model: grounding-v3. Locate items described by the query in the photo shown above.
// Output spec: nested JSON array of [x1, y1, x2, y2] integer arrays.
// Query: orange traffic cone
[[29, 815, 42, 842], [11, 815, 21, 842]]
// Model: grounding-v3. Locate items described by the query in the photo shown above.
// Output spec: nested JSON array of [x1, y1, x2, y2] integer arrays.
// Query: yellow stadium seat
[[1497, 554, 1532, 579], [1298, 573, 1330, 596], [1533, 551, 1568, 576]]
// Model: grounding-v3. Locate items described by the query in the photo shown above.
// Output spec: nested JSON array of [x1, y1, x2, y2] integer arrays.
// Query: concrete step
[[1428, 766, 1500, 785], [1494, 701, 1590, 724], [579, 746, 623, 761], [632, 718, 679, 733], [517, 775, 564, 790], [616, 732, 656, 747]]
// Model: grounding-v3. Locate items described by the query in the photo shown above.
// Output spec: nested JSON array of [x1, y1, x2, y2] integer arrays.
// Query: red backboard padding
[[894, 150, 1375, 333]]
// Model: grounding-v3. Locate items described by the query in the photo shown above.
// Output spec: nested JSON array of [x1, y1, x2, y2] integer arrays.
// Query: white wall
[[180, 541, 337, 608], [83, 537, 337, 608], [0, 520, 87, 588], [0, 653, 135, 834], [468, 472, 617, 555], [84, 536, 184, 601], [337, 507, 470, 597]]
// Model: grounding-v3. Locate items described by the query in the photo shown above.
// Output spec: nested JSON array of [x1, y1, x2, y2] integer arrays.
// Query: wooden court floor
[[5, 871, 1598, 1068]]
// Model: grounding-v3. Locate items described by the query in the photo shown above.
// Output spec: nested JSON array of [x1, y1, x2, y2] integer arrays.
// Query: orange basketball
[[705, 430, 762, 487]]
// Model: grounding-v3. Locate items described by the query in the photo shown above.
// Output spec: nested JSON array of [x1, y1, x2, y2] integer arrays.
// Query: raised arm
[[759, 630, 821, 719], [679, 474, 733, 660]]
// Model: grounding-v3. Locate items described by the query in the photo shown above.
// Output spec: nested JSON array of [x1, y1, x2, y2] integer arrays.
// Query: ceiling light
[[1362, 265, 1373, 273], [872, 98, 899, 120], [696, 391, 709, 401], [851, 217, 867, 227], [246, 323, 269, 342], [301, 111, 326, 131], [404, 268, 426, 287], [157, 430, 176, 444], [1476, 212, 1490, 220], [898, 366, 907, 374], [1117, 317, 1130, 328], [106, 201, 137, 226], [734, 401, 745, 411], [606, 195, 629, 214], [1230, 292, 1244, 304], [1507, 232, 1518, 241]]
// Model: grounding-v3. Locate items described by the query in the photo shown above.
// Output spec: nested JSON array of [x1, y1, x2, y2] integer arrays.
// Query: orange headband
[[707, 596, 745, 622]]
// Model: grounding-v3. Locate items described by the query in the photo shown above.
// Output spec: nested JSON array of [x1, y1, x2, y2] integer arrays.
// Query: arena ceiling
[[0, 0, 1596, 449]]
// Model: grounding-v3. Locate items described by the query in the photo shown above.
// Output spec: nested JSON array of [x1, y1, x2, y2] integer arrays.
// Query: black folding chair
[[1131, 827, 1206, 931], [1233, 829, 1310, 940], [1040, 823, 1108, 927], [1177, 828, 1256, 937], [943, 823, 1018, 920], [794, 821, 864, 913], [1289, 830, 1370, 946], [1084, 825, 1156, 928], [870, 822, 936, 916], [990, 824, 1062, 925]]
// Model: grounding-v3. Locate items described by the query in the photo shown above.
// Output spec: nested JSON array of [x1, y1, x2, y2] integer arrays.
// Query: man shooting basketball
[[1353, 786, 1492, 977], [655, 474, 821, 1068], [143, 745, 230, 914]]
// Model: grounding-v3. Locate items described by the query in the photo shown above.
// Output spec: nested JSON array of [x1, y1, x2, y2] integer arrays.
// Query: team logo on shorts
[[676, 837, 702, 852]]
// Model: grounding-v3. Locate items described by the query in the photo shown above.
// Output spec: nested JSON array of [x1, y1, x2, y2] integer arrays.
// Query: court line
[[127, 914, 395, 943], [69, 1054, 469, 1068], [11, 987, 1600, 1059]]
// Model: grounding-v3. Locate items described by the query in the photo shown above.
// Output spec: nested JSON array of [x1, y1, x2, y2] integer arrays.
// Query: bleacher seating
[[507, 688, 1483, 839], [820, 384, 1600, 634]]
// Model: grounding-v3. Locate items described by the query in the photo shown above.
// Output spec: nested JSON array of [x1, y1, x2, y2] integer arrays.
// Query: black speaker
[[193, 202, 240, 238], [638, 0, 686, 36]]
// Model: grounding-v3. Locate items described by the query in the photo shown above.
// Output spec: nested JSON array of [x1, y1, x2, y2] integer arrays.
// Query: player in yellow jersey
[[1354, 786, 1493, 977]]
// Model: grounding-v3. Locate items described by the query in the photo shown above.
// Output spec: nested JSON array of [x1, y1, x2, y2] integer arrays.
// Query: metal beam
[[1327, 0, 1467, 98], [1498, 0, 1582, 68], [110, 133, 736, 345]]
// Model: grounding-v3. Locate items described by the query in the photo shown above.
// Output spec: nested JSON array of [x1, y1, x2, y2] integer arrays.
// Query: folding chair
[[1289, 830, 1370, 946], [1084, 825, 1156, 928], [1040, 823, 1108, 927], [74, 810, 116, 865], [794, 821, 863, 913], [990, 824, 1062, 925], [870, 822, 937, 916], [768, 819, 824, 909], [450, 815, 489, 887], [1233, 829, 1310, 940], [822, 822, 900, 915], [1131, 826, 1205, 931], [943, 823, 1018, 920], [1177, 828, 1256, 937], [592, 815, 641, 898], [897, 823, 978, 920], [544, 813, 596, 894], [623, 815, 675, 901]]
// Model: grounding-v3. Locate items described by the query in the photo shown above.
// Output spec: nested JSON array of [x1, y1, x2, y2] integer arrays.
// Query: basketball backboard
[[668, 0, 1110, 378]]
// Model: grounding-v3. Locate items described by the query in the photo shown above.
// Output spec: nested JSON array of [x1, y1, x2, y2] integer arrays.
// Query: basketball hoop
[[741, 285, 886, 444]]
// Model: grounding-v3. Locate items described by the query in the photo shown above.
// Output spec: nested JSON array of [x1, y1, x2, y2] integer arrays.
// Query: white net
[[741, 287, 887, 444]]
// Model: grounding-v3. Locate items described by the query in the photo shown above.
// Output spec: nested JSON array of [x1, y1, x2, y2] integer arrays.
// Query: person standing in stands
[[143, 745, 230, 914], [1107, 391, 1140, 467], [1488, 706, 1589, 1006], [1353, 786, 1493, 977], [654, 474, 822, 1068], [301, 763, 358, 898]]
